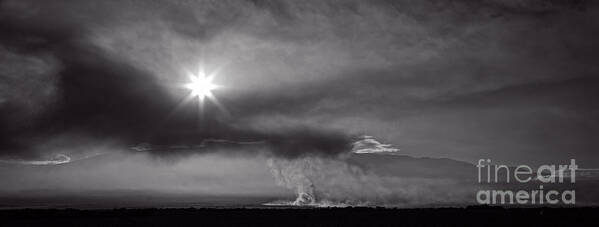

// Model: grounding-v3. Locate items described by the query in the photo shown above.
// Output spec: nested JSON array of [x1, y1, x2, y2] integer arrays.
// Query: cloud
[[0, 0, 598, 165], [0, 154, 70, 165], [352, 136, 400, 154]]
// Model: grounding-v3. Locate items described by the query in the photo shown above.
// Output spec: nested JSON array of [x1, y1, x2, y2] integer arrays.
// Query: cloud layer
[[0, 0, 598, 165]]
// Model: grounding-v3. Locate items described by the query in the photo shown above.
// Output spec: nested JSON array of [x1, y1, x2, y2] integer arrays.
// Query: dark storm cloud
[[0, 26, 350, 159], [0, 15, 168, 157], [0, 0, 598, 164], [0, 0, 353, 159]]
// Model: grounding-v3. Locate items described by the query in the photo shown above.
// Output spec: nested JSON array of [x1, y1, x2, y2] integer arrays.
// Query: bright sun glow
[[180, 65, 229, 117], [186, 74, 217, 99]]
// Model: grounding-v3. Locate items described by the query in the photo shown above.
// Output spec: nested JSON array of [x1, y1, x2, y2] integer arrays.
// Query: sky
[[1, 0, 599, 169]]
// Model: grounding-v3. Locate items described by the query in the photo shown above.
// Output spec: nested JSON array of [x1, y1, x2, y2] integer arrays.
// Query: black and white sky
[[1, 0, 599, 167]]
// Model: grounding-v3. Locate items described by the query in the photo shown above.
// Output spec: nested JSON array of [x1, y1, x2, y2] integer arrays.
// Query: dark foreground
[[1, 206, 598, 226]]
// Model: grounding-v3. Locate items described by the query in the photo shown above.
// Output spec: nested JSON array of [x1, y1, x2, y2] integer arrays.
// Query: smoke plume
[[266, 155, 391, 206]]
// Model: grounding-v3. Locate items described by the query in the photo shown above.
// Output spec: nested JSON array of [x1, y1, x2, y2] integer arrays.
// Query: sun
[[179, 65, 228, 117], [185, 74, 217, 99]]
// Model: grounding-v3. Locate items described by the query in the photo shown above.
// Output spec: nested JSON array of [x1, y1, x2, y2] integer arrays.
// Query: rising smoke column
[[267, 157, 317, 205], [267, 155, 391, 206]]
